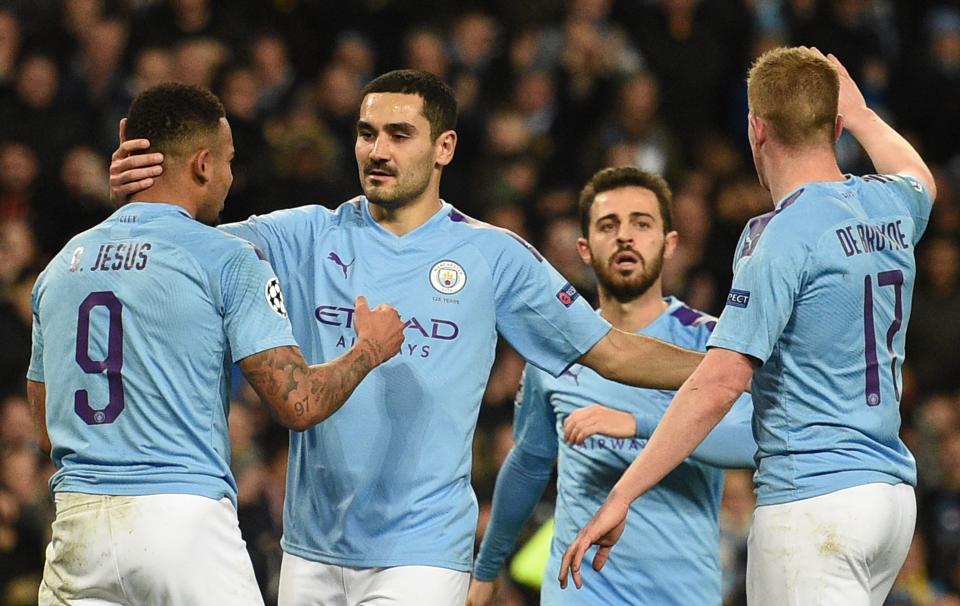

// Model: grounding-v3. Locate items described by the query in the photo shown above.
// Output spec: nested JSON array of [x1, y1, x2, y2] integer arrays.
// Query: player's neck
[[129, 180, 199, 219], [597, 283, 668, 333], [368, 190, 443, 236], [764, 146, 845, 205]]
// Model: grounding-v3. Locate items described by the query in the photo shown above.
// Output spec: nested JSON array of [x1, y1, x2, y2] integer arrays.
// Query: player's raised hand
[[353, 296, 405, 367], [465, 578, 495, 606], [558, 496, 628, 590], [563, 404, 635, 445], [809, 48, 869, 128], [109, 118, 164, 204]]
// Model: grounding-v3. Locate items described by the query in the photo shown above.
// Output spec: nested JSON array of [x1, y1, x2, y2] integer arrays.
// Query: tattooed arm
[[238, 296, 404, 431]]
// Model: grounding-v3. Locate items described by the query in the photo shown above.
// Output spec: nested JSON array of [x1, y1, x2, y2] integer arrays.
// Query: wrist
[[350, 338, 379, 373], [841, 106, 877, 135]]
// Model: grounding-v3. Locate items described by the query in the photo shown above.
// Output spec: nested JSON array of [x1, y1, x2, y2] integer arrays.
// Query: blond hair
[[747, 47, 839, 147]]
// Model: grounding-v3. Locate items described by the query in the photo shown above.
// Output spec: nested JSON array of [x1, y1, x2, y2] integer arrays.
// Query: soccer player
[[559, 48, 937, 606], [28, 83, 404, 606], [467, 167, 756, 606], [109, 70, 705, 606]]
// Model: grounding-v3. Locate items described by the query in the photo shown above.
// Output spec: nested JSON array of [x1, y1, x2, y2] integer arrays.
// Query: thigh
[[868, 483, 916, 606], [747, 490, 872, 606], [349, 565, 469, 606], [115, 494, 264, 606], [39, 493, 125, 606], [278, 552, 348, 606]]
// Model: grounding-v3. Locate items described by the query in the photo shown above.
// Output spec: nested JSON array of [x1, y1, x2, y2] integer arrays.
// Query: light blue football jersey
[[507, 299, 753, 605], [28, 202, 297, 506], [708, 175, 933, 506], [220, 198, 611, 571]]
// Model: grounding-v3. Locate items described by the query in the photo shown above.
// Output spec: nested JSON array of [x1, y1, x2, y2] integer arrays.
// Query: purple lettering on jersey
[[315, 304, 460, 342], [89, 242, 151, 271], [894, 220, 909, 249], [430, 318, 459, 340], [836, 229, 856, 256]]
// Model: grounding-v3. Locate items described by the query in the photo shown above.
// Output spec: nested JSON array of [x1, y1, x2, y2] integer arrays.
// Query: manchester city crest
[[429, 260, 467, 295]]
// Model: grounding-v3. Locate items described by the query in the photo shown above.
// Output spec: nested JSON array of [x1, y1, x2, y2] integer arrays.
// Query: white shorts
[[38, 492, 263, 606], [278, 552, 469, 606], [747, 482, 916, 606]]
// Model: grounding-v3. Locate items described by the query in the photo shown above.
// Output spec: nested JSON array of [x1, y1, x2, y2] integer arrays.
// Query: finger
[[355, 295, 369, 311], [112, 178, 156, 197], [558, 545, 573, 588], [111, 138, 153, 162], [593, 545, 611, 571], [571, 541, 587, 589], [119, 117, 127, 143], [109, 165, 163, 185], [110, 155, 164, 178]]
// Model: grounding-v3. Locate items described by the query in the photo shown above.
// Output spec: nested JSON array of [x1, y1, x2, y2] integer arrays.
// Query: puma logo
[[328, 252, 355, 279]]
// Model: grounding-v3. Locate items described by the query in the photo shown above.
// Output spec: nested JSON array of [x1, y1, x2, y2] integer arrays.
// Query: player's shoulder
[[661, 298, 717, 349], [246, 201, 350, 231], [443, 205, 546, 262]]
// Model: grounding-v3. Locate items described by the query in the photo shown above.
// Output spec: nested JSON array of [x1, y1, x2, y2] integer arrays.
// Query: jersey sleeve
[[472, 446, 554, 581], [708, 222, 808, 364], [218, 205, 326, 268], [488, 236, 611, 377], [26, 279, 44, 382], [889, 174, 934, 243], [219, 245, 298, 362], [512, 366, 560, 460]]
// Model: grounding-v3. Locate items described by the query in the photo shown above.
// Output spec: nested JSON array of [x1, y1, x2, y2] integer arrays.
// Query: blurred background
[[0, 0, 958, 604]]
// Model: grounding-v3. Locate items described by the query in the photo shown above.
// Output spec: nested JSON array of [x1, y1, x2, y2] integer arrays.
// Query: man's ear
[[191, 149, 210, 184], [435, 130, 457, 168], [577, 237, 592, 266], [749, 114, 767, 148]]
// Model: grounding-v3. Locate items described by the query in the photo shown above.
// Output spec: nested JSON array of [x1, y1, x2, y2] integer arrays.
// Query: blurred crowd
[[0, 0, 958, 604]]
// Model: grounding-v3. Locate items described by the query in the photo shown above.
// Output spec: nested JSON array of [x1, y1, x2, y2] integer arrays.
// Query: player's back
[[31, 202, 249, 504], [729, 175, 931, 505]]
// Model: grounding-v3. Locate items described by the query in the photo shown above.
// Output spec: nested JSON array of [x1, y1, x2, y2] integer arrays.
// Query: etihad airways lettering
[[314, 305, 460, 340]]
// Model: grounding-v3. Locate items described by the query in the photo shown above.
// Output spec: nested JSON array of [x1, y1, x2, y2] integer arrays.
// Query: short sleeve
[[489, 236, 610, 377], [220, 245, 298, 362], [890, 174, 934, 243], [708, 223, 807, 364], [512, 366, 559, 460], [219, 205, 327, 267], [26, 281, 44, 382]]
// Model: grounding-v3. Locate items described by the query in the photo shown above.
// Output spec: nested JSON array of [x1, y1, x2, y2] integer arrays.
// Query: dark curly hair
[[125, 83, 225, 156]]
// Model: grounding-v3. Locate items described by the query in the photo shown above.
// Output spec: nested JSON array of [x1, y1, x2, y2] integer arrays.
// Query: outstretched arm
[[819, 49, 936, 200], [578, 328, 705, 390], [239, 297, 404, 431]]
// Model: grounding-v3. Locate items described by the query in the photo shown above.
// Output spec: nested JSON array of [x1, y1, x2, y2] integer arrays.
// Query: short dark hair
[[578, 167, 673, 236], [125, 83, 225, 156], [360, 69, 457, 140]]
